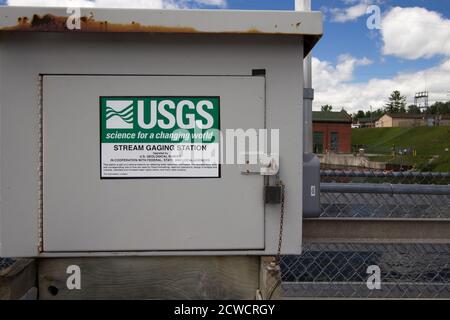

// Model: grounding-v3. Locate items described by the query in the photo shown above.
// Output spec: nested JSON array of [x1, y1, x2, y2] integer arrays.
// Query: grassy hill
[[352, 126, 450, 171]]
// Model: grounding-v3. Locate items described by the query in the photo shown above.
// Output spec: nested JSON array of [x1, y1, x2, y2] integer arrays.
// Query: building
[[313, 110, 352, 154], [376, 113, 424, 127], [433, 115, 450, 126], [376, 113, 450, 128], [354, 117, 376, 128]]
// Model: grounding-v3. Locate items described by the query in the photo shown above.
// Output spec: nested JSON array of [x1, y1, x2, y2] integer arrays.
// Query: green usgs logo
[[103, 97, 218, 131]]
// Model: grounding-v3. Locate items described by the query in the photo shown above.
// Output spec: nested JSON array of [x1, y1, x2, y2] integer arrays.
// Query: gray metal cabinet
[[0, 7, 322, 256]]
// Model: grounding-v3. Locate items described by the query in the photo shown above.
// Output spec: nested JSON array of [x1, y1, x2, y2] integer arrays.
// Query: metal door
[[42, 75, 265, 252]]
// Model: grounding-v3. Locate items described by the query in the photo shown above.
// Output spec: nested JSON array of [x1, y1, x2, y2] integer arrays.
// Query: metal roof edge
[[0, 6, 323, 36]]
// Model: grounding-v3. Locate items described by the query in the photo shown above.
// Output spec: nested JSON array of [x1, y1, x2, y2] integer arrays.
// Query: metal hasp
[[0, 7, 323, 257], [240, 153, 279, 176]]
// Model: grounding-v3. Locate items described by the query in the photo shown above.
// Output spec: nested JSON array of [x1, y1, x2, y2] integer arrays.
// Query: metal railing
[[281, 169, 450, 299], [321, 169, 450, 185], [320, 182, 450, 219]]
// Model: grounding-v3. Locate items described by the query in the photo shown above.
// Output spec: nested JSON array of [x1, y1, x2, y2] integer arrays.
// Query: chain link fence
[[0, 257, 15, 273], [281, 170, 450, 299], [281, 243, 450, 299]]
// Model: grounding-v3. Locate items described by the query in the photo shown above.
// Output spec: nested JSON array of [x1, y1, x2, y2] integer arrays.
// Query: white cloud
[[95, 0, 163, 8], [313, 54, 372, 88], [381, 7, 450, 59], [330, 2, 368, 23], [313, 55, 450, 113], [7, 0, 227, 9], [8, 0, 94, 6], [314, 6, 450, 112], [194, 0, 226, 7]]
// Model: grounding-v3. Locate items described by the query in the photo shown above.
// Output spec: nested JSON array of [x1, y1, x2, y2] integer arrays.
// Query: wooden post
[[38, 256, 260, 300], [258, 256, 282, 300]]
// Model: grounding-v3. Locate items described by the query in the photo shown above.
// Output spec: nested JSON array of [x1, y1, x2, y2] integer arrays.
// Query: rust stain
[[6, 13, 199, 33], [1, 13, 292, 35], [245, 28, 263, 34]]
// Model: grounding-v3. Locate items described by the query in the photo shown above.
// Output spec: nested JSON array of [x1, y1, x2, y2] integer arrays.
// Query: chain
[[266, 180, 285, 300], [276, 181, 285, 265]]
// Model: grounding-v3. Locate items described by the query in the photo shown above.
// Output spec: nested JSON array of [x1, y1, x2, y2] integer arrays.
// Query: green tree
[[385, 90, 406, 113], [428, 101, 450, 115], [353, 108, 384, 121], [354, 110, 365, 120], [407, 104, 421, 114], [372, 108, 385, 119], [357, 110, 365, 118], [321, 105, 333, 112]]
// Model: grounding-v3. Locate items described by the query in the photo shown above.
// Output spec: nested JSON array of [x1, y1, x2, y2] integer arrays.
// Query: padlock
[[264, 185, 282, 204]]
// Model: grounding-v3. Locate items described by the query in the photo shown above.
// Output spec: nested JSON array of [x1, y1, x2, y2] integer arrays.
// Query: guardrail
[[320, 182, 450, 219], [321, 170, 450, 185], [321, 182, 450, 195]]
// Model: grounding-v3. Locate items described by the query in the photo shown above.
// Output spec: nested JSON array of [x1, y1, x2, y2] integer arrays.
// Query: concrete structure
[[312, 111, 352, 154], [318, 153, 387, 170], [376, 113, 450, 128], [0, 7, 323, 257]]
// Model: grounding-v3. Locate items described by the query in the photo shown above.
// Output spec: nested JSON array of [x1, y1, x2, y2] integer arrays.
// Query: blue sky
[[2, 0, 449, 111], [313, 0, 450, 82]]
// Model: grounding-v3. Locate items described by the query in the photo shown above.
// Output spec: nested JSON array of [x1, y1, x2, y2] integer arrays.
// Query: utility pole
[[296, 0, 313, 154]]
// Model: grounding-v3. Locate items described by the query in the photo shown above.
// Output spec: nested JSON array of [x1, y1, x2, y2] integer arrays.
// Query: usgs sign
[[100, 96, 220, 179], [103, 97, 218, 131]]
